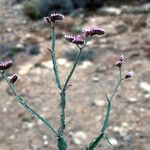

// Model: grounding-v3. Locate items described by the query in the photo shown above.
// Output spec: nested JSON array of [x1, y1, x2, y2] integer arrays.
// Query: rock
[[139, 82, 150, 93], [41, 61, 53, 69], [71, 131, 87, 145], [92, 76, 99, 82], [129, 97, 137, 102], [57, 58, 68, 66], [98, 7, 122, 16], [79, 61, 92, 69], [122, 4, 150, 14], [109, 137, 118, 146], [92, 99, 105, 106]]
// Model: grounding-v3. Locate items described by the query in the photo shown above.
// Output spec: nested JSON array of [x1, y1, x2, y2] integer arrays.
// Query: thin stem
[[63, 38, 89, 91], [58, 39, 89, 139], [63, 48, 82, 91], [2, 72, 58, 136], [51, 25, 62, 90], [86, 66, 123, 150]]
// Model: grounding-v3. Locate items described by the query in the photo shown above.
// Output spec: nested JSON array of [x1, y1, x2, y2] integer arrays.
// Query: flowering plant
[[0, 13, 134, 150]]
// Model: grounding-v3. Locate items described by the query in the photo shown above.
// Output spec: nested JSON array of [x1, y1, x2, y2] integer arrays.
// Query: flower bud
[[115, 61, 123, 68], [72, 35, 84, 45], [83, 27, 105, 37], [50, 13, 64, 22], [119, 55, 124, 61], [0, 60, 13, 70], [8, 74, 18, 83], [125, 71, 134, 79]]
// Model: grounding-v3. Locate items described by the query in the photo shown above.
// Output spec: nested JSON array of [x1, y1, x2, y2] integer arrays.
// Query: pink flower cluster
[[65, 27, 105, 45], [43, 13, 64, 23], [83, 27, 105, 37]]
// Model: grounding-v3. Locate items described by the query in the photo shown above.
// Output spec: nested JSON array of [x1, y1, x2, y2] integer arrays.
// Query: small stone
[[7, 27, 12, 32], [41, 61, 53, 69], [2, 107, 7, 112], [92, 76, 99, 82], [109, 137, 118, 146], [93, 99, 105, 106], [43, 135, 48, 140], [144, 93, 150, 99], [129, 97, 137, 102], [140, 82, 150, 92], [9, 135, 15, 140], [79, 61, 92, 69], [72, 131, 87, 145], [99, 7, 122, 16], [57, 58, 68, 65]]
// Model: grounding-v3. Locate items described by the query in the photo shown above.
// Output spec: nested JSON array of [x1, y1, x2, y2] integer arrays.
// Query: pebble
[[79, 61, 92, 69], [41, 61, 53, 69], [109, 137, 118, 146], [93, 99, 105, 106], [99, 7, 122, 16], [92, 76, 99, 82], [139, 82, 150, 93], [71, 131, 87, 145], [129, 97, 137, 102], [57, 58, 68, 65]]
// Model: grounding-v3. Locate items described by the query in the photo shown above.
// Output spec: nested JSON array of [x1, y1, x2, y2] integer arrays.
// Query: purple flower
[[0, 60, 13, 71], [43, 13, 64, 23], [125, 71, 134, 79], [115, 55, 124, 68], [119, 55, 124, 61], [65, 35, 84, 45], [73, 35, 84, 45], [115, 61, 123, 68], [65, 35, 75, 42], [50, 13, 64, 22], [83, 27, 105, 37], [8, 74, 18, 83]]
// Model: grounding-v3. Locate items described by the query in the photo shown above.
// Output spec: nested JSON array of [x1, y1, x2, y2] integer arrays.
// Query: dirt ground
[[0, 0, 150, 150]]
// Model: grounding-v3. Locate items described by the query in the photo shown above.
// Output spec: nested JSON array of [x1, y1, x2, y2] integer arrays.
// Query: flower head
[[115, 61, 123, 68], [119, 55, 124, 61], [0, 60, 13, 71], [115, 55, 124, 68], [125, 71, 134, 79], [8, 74, 18, 83], [65, 34, 84, 45], [43, 13, 64, 23], [83, 27, 105, 37]]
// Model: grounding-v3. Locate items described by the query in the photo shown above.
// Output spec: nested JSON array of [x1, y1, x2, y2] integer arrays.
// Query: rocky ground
[[0, 0, 150, 150]]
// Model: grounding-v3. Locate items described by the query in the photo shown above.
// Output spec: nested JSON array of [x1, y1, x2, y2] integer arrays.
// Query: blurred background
[[0, 0, 150, 150]]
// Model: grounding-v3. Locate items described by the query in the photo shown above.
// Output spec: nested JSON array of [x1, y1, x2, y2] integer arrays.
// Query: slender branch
[[63, 38, 89, 91], [1, 71, 58, 136], [51, 25, 62, 90], [58, 39, 90, 143], [86, 67, 123, 150], [63, 48, 82, 91]]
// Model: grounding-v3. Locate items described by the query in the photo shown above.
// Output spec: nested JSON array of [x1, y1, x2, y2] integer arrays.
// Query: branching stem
[[86, 67, 123, 150]]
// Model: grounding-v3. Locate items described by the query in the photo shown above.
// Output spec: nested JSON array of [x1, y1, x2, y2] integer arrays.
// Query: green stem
[[51, 25, 62, 90], [2, 72, 58, 136], [86, 67, 123, 150], [63, 48, 82, 91]]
